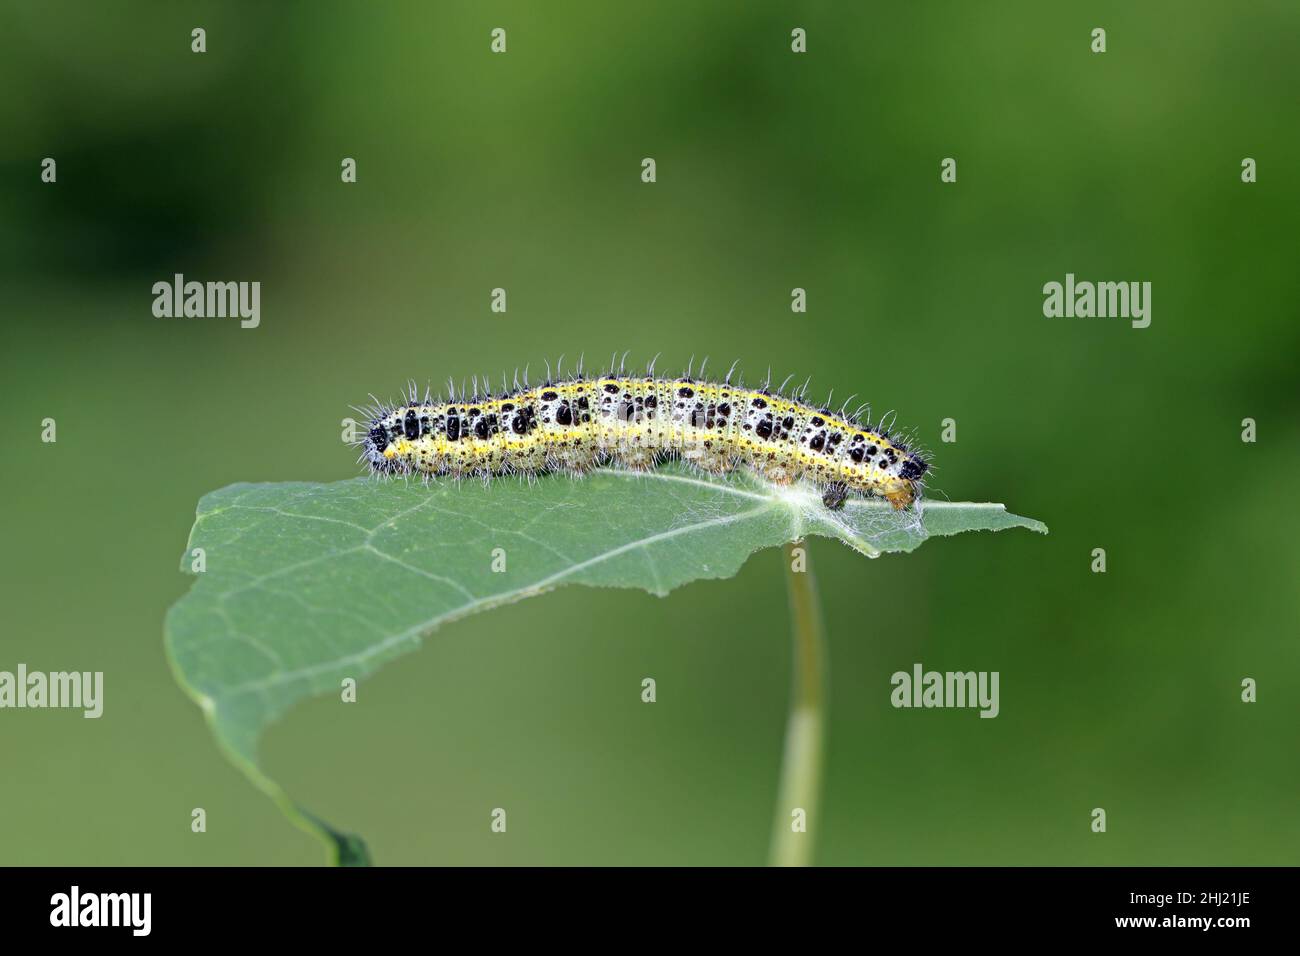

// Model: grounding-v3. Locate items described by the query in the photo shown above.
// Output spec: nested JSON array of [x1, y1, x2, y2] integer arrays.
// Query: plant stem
[[769, 540, 828, 867]]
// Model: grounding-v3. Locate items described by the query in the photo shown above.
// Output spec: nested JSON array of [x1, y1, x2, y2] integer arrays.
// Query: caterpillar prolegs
[[357, 362, 930, 510]]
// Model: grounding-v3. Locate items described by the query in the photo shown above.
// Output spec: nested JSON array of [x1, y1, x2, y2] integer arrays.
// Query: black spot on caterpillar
[[354, 360, 930, 509]]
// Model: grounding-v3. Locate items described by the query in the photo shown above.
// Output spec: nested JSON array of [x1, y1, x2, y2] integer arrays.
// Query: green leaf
[[164, 463, 1046, 863]]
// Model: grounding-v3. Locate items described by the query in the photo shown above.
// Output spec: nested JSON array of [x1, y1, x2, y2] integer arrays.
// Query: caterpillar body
[[358, 363, 930, 510]]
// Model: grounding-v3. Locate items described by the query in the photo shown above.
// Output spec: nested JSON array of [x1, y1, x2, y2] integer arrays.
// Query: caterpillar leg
[[609, 445, 661, 470], [821, 482, 849, 510], [883, 485, 916, 510], [748, 455, 798, 485], [548, 442, 600, 474], [685, 447, 736, 475]]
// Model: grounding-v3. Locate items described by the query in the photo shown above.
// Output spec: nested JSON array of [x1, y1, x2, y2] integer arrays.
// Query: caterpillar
[[356, 360, 930, 510]]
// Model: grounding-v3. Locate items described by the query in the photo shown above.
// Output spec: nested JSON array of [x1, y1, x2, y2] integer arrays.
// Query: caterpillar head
[[363, 419, 402, 473], [899, 454, 928, 482], [887, 452, 929, 508]]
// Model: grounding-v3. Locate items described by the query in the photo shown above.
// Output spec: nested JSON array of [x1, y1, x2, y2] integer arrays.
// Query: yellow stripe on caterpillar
[[356, 371, 929, 510]]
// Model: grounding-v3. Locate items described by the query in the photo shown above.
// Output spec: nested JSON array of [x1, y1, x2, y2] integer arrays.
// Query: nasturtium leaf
[[164, 463, 1046, 863]]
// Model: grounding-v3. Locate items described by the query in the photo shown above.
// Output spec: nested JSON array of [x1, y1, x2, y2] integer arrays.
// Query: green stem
[[769, 540, 828, 867]]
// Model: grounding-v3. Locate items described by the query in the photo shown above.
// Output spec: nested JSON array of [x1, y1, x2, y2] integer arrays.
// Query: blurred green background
[[2, 1, 1297, 865]]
